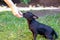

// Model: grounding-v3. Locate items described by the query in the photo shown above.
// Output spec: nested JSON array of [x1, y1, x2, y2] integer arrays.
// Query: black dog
[[23, 12, 58, 40]]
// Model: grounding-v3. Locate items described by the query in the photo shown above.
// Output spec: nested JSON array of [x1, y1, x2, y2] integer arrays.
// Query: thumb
[[18, 11, 23, 17]]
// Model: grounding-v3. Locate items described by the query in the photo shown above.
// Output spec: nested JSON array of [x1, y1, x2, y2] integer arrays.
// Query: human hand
[[13, 11, 23, 18], [12, 8, 23, 18]]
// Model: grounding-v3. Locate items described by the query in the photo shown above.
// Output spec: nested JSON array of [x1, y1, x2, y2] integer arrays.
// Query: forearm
[[4, 0, 18, 14], [4, 0, 15, 7], [4, 0, 23, 18]]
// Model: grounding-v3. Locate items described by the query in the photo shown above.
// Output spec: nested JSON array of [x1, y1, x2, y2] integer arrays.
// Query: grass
[[0, 11, 60, 40]]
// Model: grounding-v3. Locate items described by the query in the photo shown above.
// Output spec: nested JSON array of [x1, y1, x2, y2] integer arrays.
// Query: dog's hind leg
[[46, 35, 54, 40], [49, 39, 54, 40], [48, 38, 55, 40]]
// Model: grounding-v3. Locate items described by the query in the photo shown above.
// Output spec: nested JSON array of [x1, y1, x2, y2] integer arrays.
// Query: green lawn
[[0, 11, 60, 40]]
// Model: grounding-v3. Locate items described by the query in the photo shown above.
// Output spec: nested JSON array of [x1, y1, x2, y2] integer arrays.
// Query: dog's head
[[23, 12, 38, 20]]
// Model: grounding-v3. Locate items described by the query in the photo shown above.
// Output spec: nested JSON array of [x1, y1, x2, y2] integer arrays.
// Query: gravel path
[[31, 9, 60, 17]]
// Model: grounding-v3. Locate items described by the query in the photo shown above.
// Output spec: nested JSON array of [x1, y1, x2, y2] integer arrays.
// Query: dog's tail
[[53, 30, 58, 39]]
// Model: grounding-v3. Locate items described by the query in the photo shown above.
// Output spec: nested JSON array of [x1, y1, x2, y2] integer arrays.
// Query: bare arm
[[4, 0, 23, 18]]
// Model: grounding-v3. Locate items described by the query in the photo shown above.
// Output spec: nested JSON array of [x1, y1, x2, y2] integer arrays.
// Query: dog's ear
[[33, 15, 38, 19]]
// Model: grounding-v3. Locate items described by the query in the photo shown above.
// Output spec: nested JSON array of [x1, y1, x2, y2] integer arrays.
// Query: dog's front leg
[[32, 33, 37, 40]]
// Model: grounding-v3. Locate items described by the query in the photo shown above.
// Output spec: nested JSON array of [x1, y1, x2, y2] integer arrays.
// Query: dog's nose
[[23, 13, 26, 17]]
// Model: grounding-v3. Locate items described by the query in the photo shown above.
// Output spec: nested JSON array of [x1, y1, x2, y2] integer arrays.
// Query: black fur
[[23, 12, 58, 40]]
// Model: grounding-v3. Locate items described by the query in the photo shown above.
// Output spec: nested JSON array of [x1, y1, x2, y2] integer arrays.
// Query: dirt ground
[[30, 9, 60, 17]]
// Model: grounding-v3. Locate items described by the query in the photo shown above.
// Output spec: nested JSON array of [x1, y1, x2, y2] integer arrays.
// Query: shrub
[[20, 0, 31, 4]]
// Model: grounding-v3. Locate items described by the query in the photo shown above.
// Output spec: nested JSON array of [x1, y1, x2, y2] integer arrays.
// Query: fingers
[[18, 11, 23, 17]]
